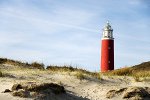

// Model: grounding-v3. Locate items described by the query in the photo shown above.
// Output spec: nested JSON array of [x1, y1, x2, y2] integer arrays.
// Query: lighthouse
[[101, 21, 114, 72]]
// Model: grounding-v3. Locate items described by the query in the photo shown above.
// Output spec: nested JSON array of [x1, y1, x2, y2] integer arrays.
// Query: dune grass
[[1, 57, 150, 82], [103, 68, 150, 77], [46, 65, 90, 73], [103, 61, 150, 77], [46, 65, 102, 80], [103, 67, 132, 76], [103, 66, 150, 82], [0, 58, 45, 69], [75, 71, 86, 80], [31, 62, 45, 69]]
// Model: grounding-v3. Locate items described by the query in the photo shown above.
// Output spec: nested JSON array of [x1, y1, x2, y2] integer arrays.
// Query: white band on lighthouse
[[101, 38, 114, 40]]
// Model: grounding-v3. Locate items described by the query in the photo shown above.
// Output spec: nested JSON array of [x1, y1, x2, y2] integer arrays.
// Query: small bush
[[31, 62, 44, 69]]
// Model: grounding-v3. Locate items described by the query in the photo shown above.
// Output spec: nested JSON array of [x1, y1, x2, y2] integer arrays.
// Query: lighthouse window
[[108, 61, 110, 63], [108, 47, 111, 49]]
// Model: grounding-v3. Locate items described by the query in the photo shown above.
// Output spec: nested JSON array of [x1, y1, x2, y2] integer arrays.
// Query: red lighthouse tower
[[101, 21, 114, 72]]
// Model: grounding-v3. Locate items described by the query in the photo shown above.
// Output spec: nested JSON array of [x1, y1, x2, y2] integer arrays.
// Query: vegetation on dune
[[31, 62, 44, 69], [103, 61, 150, 78], [46, 65, 88, 73], [0, 57, 150, 79], [0, 58, 102, 80], [75, 71, 86, 80], [0, 58, 30, 67], [46, 65, 102, 80], [0, 58, 45, 69], [94, 73, 102, 80], [103, 67, 132, 76], [132, 61, 150, 71]]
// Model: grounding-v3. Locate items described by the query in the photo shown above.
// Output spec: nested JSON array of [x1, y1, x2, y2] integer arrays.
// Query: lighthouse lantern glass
[[102, 22, 113, 39]]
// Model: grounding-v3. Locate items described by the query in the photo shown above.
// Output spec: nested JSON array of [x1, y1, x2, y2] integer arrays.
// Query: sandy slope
[[0, 65, 150, 100]]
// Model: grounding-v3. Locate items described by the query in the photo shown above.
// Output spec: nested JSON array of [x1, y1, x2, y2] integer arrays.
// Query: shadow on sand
[[34, 91, 90, 100]]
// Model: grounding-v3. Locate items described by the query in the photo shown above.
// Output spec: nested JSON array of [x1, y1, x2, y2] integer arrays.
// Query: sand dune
[[0, 63, 150, 100]]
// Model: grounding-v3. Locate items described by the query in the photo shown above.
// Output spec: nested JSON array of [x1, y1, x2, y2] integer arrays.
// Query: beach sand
[[0, 64, 150, 100]]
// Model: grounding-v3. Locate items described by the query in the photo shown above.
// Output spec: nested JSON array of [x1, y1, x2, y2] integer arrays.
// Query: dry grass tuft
[[103, 66, 150, 79], [46, 65, 90, 74], [89, 72, 102, 80], [95, 73, 102, 80], [31, 62, 45, 69], [0, 58, 45, 69], [46, 65, 102, 79], [0, 58, 30, 67], [103, 67, 132, 76], [75, 71, 86, 80], [46, 65, 75, 72], [133, 71, 150, 77]]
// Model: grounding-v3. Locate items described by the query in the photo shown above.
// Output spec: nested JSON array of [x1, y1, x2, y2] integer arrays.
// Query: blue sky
[[0, 0, 149, 71]]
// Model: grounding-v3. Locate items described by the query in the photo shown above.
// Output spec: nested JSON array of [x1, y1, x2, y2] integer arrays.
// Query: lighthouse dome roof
[[104, 21, 113, 31]]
